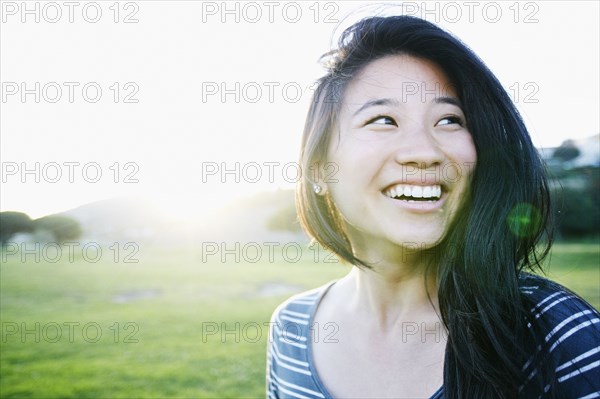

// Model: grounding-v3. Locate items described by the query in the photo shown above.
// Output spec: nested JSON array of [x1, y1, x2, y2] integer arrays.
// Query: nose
[[392, 123, 444, 169]]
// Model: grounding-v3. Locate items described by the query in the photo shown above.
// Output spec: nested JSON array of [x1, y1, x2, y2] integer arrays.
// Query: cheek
[[441, 134, 477, 177], [326, 144, 378, 213], [327, 140, 381, 187], [464, 135, 477, 163]]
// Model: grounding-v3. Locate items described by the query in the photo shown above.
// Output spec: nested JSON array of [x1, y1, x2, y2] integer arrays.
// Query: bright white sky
[[1, 0, 599, 220]]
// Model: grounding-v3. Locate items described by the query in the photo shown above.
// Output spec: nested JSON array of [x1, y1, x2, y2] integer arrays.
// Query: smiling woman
[[325, 55, 476, 256], [266, 15, 600, 399]]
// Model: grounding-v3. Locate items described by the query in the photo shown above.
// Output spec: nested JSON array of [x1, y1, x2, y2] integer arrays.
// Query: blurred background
[[1, 1, 598, 397]]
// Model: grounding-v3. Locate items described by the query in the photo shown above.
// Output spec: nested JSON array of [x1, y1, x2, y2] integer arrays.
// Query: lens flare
[[506, 203, 542, 238]]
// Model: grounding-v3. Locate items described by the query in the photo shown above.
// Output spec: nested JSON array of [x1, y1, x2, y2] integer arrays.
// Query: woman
[[266, 15, 599, 399]]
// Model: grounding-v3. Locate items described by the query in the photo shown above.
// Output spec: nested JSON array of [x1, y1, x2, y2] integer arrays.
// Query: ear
[[308, 161, 329, 196], [312, 182, 328, 196]]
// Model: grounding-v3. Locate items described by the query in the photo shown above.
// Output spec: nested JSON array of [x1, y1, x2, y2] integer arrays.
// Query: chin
[[385, 221, 446, 247], [391, 234, 443, 251]]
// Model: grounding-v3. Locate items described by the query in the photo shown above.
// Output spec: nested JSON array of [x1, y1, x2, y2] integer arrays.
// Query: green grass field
[[1, 241, 598, 398]]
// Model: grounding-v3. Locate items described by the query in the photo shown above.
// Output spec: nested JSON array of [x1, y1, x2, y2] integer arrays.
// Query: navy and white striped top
[[266, 273, 600, 398]]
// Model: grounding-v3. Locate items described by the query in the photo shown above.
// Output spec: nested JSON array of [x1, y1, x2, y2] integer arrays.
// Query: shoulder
[[267, 281, 337, 349], [266, 281, 336, 398], [519, 272, 599, 331], [271, 282, 332, 316], [268, 280, 338, 331], [519, 273, 599, 347], [518, 273, 600, 397]]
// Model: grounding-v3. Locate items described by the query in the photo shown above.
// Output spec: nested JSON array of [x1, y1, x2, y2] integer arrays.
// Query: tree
[[552, 167, 600, 237], [34, 215, 82, 243], [0, 212, 34, 244], [553, 139, 580, 163]]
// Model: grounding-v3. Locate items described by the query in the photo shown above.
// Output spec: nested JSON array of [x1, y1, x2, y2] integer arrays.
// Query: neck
[[343, 251, 441, 332]]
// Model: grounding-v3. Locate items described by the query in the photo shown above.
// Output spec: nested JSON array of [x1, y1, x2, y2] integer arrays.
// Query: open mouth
[[382, 184, 443, 202]]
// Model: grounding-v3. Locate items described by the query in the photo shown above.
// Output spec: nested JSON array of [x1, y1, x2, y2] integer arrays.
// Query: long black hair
[[296, 15, 554, 398]]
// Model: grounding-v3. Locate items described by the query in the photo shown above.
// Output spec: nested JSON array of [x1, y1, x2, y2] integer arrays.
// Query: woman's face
[[325, 54, 477, 259]]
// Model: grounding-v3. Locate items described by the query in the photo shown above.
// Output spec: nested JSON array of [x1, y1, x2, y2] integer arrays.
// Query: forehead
[[341, 54, 457, 108]]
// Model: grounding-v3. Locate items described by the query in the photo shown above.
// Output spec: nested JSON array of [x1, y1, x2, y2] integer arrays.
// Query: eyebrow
[[352, 98, 399, 117], [433, 96, 463, 108], [352, 96, 463, 117]]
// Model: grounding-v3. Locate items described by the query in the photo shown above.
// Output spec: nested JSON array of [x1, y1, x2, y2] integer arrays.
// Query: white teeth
[[412, 186, 423, 198], [383, 184, 442, 200]]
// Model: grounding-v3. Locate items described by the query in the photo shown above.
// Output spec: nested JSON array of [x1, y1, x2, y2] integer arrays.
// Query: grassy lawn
[[1, 241, 598, 398], [540, 240, 600, 309]]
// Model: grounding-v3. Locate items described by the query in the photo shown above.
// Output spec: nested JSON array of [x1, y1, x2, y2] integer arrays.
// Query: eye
[[364, 115, 398, 126], [436, 115, 464, 127]]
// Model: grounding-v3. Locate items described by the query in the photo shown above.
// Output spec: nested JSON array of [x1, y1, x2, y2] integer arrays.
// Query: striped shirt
[[266, 273, 600, 398]]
